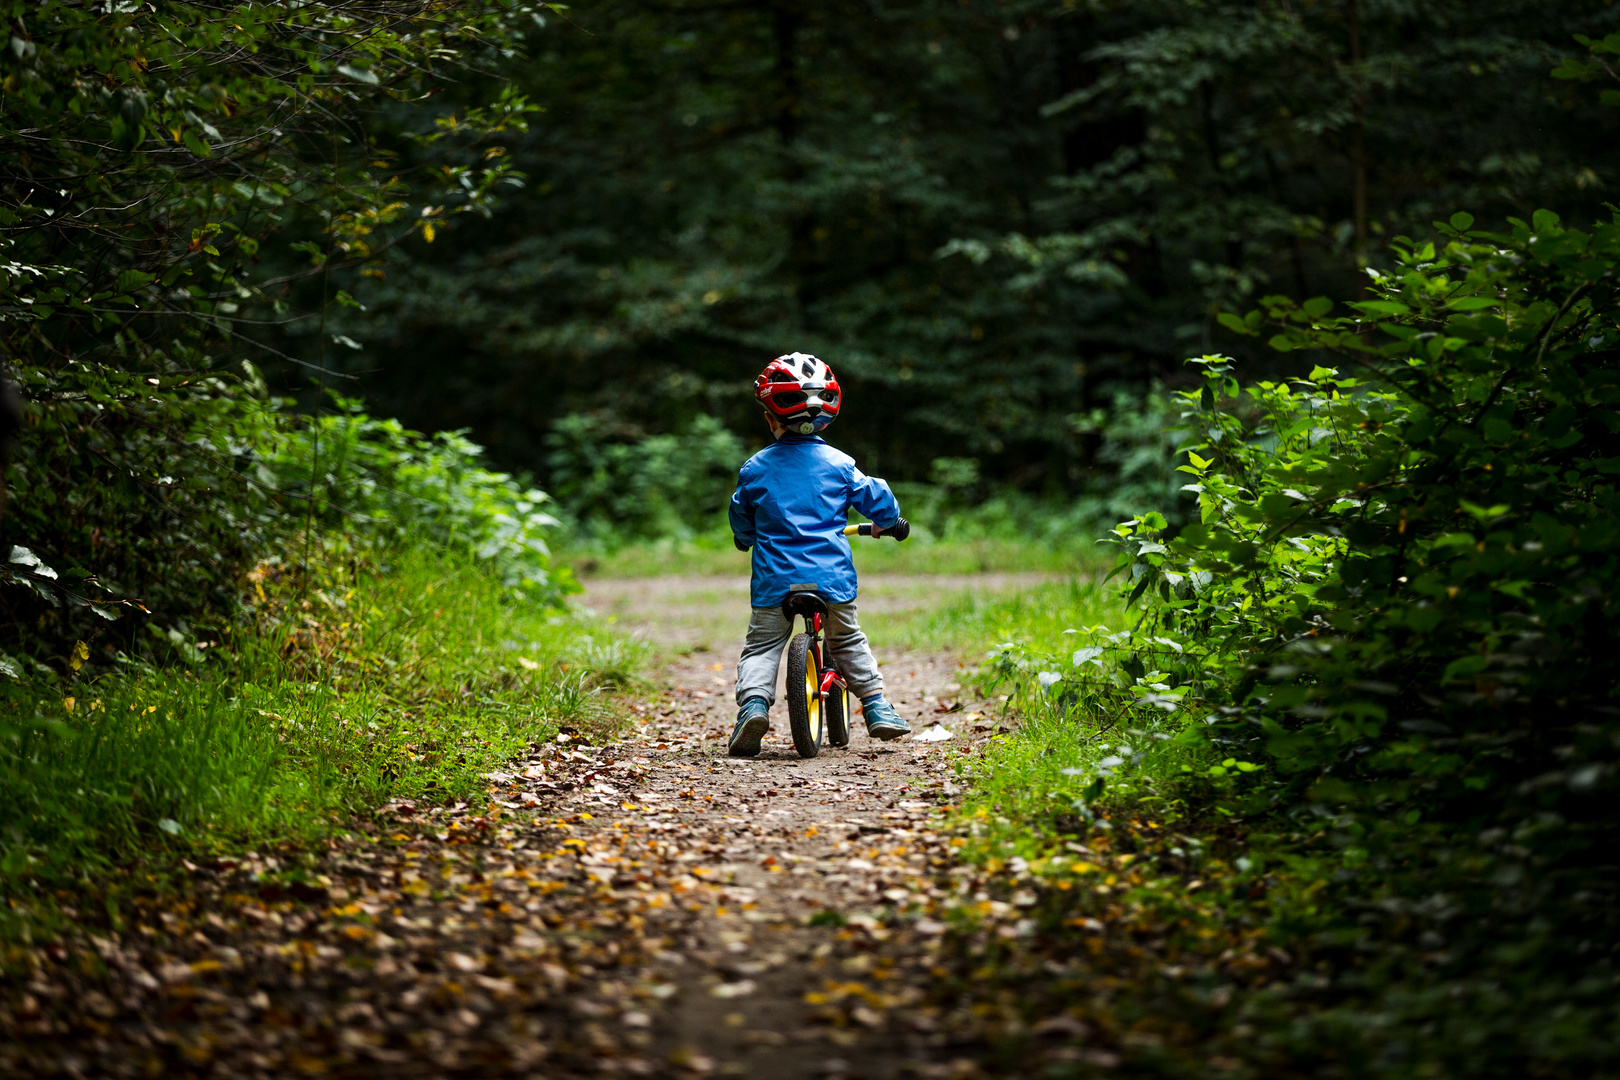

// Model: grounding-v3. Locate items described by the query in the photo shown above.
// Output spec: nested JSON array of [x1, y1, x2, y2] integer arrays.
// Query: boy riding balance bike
[[727, 352, 911, 759]]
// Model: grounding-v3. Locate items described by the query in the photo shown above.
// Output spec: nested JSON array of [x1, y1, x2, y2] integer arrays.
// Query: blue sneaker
[[729, 698, 771, 757], [860, 695, 911, 741]]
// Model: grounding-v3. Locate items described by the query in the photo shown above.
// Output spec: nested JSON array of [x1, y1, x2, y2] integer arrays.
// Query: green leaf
[[1531, 208, 1561, 232], [1216, 311, 1252, 335], [115, 269, 156, 293], [1267, 334, 1295, 352], [183, 130, 211, 158], [1301, 296, 1333, 319], [337, 63, 380, 85], [1350, 300, 1411, 316], [1459, 500, 1510, 520], [1449, 211, 1475, 231]]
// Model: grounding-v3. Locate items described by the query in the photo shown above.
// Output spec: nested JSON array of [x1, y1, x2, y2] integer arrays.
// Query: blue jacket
[[729, 435, 901, 609]]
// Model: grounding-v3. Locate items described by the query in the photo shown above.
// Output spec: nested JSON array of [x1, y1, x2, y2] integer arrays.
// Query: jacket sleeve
[[729, 468, 756, 550], [848, 465, 900, 529]]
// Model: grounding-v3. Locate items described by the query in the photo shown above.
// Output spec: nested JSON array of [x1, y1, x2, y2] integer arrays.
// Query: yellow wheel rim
[[805, 651, 822, 743]]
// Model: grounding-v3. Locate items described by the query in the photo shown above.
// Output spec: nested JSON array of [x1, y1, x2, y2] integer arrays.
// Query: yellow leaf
[[422, 221, 436, 243], [69, 640, 90, 672], [63, 697, 76, 714]]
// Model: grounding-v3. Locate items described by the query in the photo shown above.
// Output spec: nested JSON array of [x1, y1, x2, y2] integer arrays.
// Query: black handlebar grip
[[890, 517, 910, 542]]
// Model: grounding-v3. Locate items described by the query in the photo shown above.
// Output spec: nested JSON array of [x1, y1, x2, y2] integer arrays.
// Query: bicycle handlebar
[[843, 517, 910, 541]]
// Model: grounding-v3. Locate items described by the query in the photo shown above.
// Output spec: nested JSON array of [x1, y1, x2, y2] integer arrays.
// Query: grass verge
[[865, 573, 1113, 654], [0, 545, 635, 942], [921, 579, 1611, 1077], [565, 529, 1098, 580]]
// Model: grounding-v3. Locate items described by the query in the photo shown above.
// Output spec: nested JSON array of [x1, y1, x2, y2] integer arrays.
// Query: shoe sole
[[867, 723, 909, 742], [728, 715, 770, 757]]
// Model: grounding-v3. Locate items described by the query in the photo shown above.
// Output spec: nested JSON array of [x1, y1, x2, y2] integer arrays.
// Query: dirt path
[[1, 581, 1038, 1079]]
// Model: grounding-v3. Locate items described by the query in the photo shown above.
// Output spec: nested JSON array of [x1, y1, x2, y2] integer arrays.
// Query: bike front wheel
[[786, 632, 824, 759], [826, 676, 851, 748]]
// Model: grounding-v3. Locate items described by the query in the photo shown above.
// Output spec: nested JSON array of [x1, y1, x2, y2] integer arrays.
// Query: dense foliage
[[278, 0, 1620, 499], [988, 208, 1620, 1070], [0, 545, 610, 932], [543, 412, 746, 542], [265, 396, 573, 602], [0, 1, 560, 658]]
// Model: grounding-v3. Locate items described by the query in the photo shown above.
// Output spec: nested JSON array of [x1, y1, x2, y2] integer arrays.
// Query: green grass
[[906, 574, 1226, 862], [0, 545, 630, 932], [865, 573, 1114, 652], [564, 528, 1099, 580]]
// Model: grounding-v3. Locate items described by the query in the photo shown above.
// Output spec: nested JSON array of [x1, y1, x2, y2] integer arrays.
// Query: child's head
[[754, 353, 841, 436]]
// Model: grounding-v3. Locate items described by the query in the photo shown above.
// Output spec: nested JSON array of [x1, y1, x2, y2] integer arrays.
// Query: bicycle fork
[[808, 612, 848, 700]]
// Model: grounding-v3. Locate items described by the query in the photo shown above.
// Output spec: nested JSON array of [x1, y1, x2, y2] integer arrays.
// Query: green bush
[[0, 0, 538, 660], [988, 208, 1620, 1073], [545, 412, 748, 544], [1, 380, 575, 671], [264, 394, 576, 606], [2, 358, 287, 658], [543, 391, 1185, 562], [1071, 383, 1198, 533]]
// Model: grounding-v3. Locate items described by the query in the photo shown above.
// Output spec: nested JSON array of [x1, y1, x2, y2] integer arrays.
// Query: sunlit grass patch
[[563, 529, 1098, 580], [0, 546, 636, 926], [923, 574, 1228, 866], [868, 572, 1112, 653]]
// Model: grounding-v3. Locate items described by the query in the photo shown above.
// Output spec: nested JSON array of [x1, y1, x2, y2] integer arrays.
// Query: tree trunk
[[1347, 0, 1367, 276]]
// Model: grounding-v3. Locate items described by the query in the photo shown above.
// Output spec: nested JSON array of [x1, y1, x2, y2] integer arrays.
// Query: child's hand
[[870, 518, 910, 541]]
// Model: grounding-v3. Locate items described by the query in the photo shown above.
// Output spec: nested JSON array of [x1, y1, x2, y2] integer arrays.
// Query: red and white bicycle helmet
[[755, 352, 841, 435]]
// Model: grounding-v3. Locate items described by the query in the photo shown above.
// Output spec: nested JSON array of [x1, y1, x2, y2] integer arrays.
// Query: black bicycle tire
[[786, 632, 823, 759], [826, 676, 851, 748]]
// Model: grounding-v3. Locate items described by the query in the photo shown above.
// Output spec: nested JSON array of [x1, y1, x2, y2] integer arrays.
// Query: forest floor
[[1, 570, 1135, 1080]]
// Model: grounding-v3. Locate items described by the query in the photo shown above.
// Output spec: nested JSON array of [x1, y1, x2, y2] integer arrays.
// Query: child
[[727, 352, 911, 757]]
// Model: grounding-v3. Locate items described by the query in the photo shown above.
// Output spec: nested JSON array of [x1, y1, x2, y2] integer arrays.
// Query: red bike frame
[[810, 612, 848, 698]]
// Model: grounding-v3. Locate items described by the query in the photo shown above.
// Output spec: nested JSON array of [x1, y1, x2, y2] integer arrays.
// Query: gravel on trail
[[0, 631, 1044, 1079]]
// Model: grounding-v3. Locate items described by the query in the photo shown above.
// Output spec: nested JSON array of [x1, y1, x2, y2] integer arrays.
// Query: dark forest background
[[6, 7, 1620, 1071], [258, 0, 1620, 500]]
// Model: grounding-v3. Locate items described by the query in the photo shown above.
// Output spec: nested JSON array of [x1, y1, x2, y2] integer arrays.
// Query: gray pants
[[735, 601, 884, 707]]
